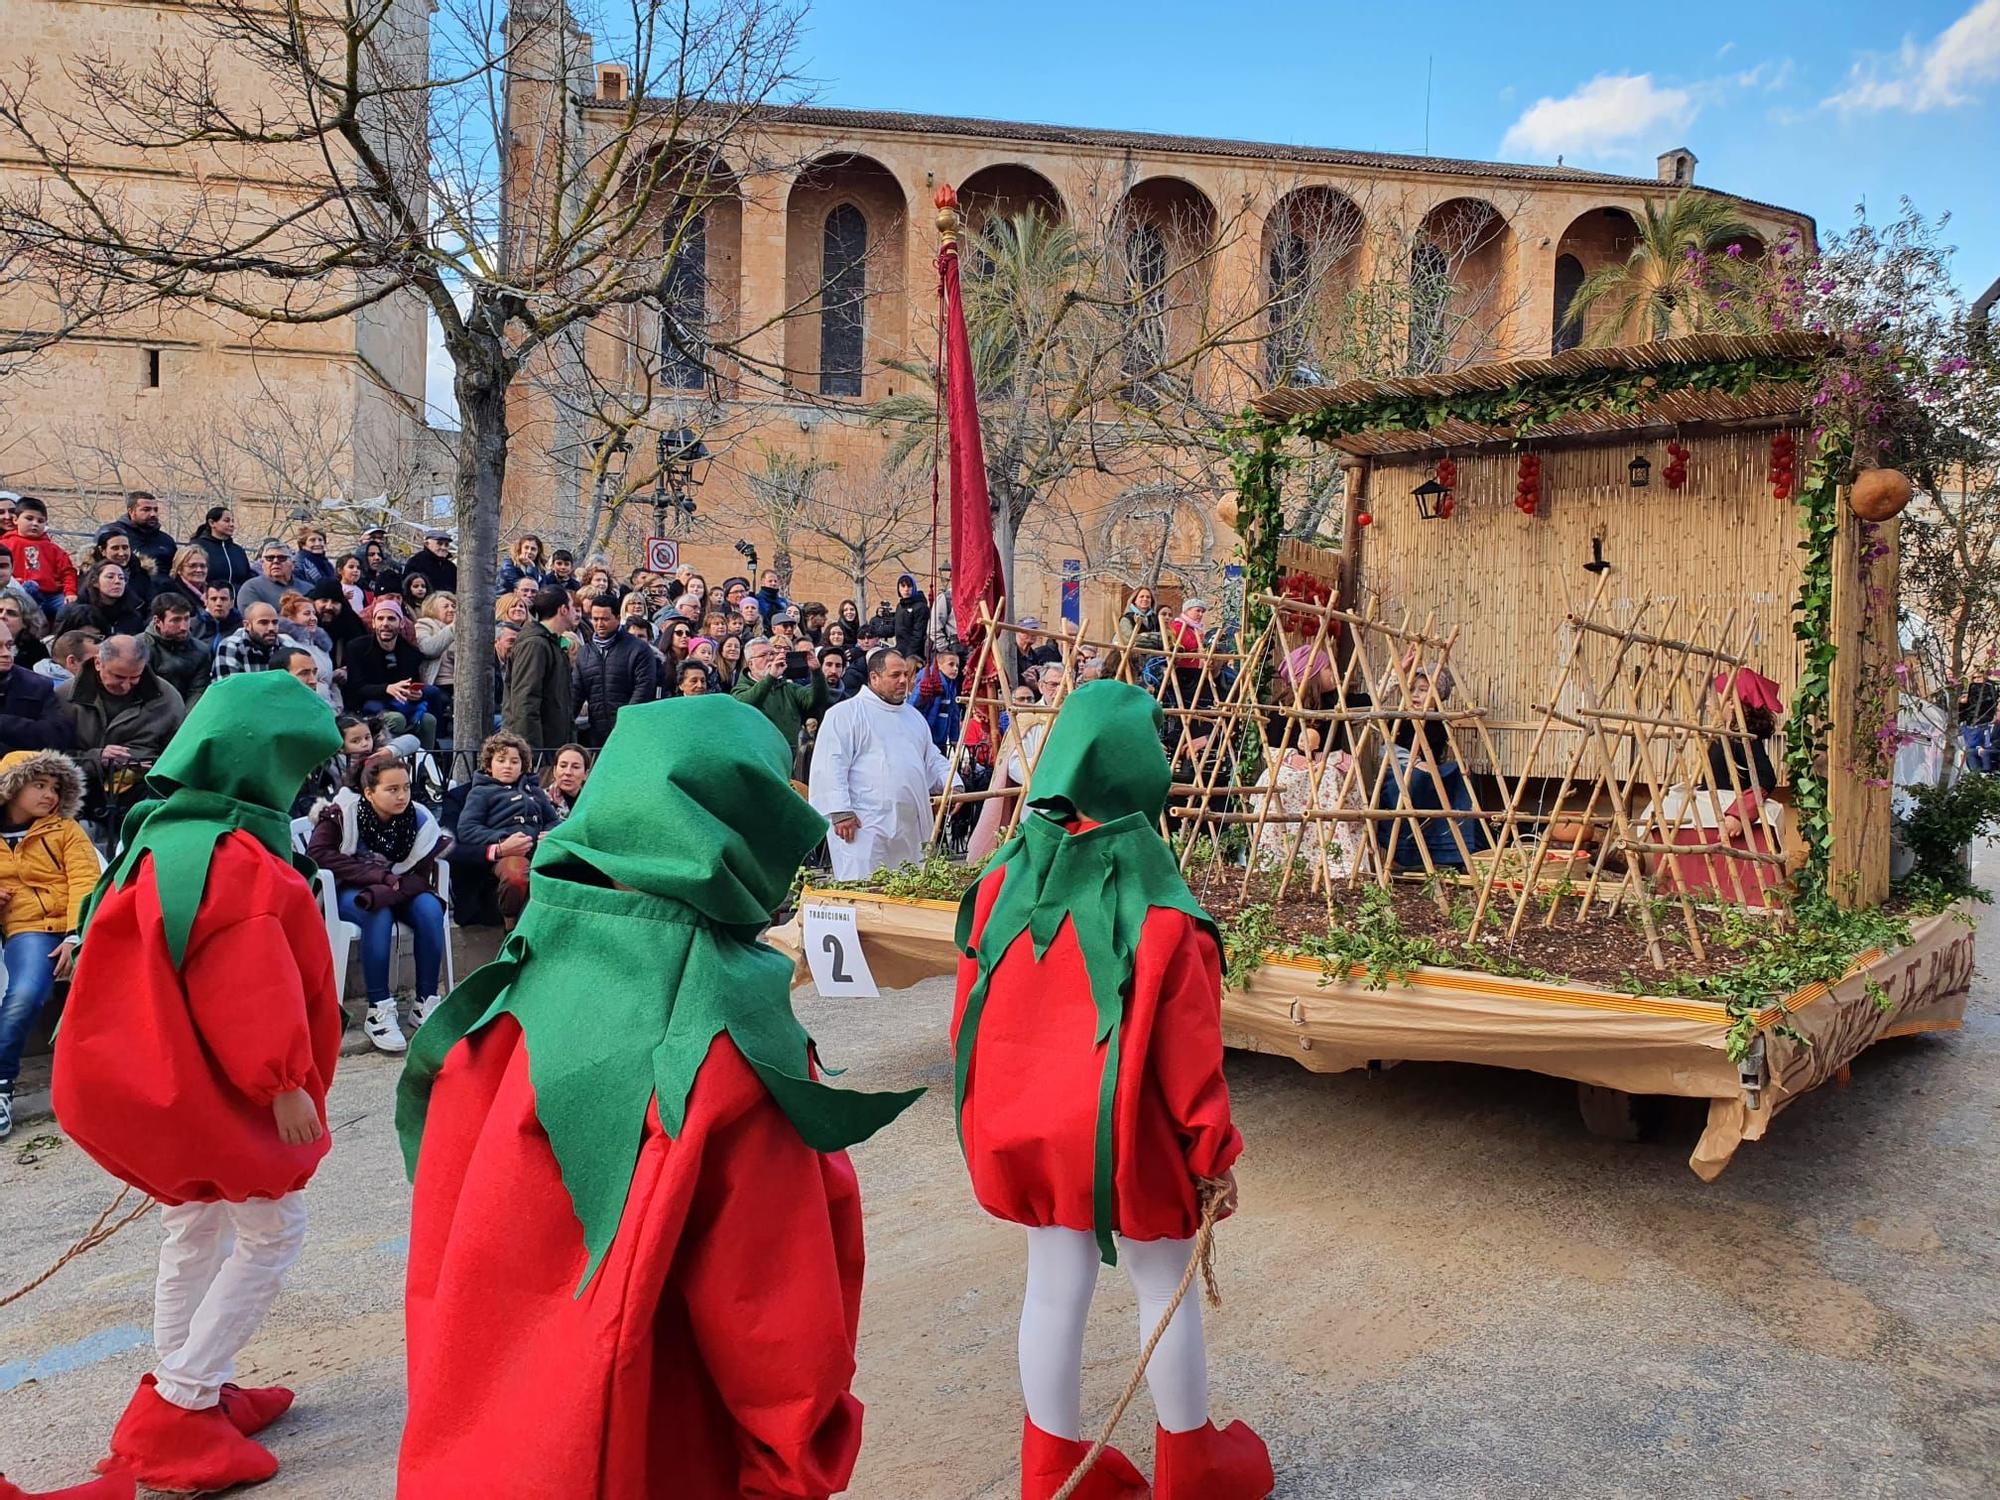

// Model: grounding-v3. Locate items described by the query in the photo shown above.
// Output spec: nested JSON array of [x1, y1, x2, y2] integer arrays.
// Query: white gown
[[808, 686, 955, 881]]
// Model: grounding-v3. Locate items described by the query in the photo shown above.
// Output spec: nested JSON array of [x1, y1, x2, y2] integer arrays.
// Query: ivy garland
[[1226, 348, 1843, 904]]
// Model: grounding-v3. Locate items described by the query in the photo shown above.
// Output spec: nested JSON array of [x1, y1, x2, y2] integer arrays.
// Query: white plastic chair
[[292, 816, 456, 1008]]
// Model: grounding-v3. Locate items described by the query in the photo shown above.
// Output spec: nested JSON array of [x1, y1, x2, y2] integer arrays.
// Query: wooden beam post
[[1826, 505, 1899, 909]]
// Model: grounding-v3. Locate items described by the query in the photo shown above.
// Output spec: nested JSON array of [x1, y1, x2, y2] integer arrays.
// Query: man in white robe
[[810, 647, 955, 881]]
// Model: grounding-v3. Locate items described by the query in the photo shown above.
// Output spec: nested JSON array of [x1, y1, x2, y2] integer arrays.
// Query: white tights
[[1018, 1225, 1209, 1440], [152, 1194, 309, 1410]]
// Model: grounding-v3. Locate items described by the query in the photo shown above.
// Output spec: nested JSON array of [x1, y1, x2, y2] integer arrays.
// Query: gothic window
[[1551, 253, 1586, 354], [1407, 238, 1451, 374], [660, 208, 708, 390], [1123, 221, 1169, 406], [819, 203, 867, 397], [1266, 231, 1312, 386]]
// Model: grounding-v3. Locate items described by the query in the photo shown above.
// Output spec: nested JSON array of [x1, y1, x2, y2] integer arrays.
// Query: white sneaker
[[409, 995, 442, 1030], [364, 1001, 408, 1054], [0, 1087, 13, 1140]]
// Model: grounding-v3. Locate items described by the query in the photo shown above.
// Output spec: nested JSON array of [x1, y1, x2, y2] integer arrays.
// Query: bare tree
[[0, 0, 811, 744], [741, 446, 928, 614]]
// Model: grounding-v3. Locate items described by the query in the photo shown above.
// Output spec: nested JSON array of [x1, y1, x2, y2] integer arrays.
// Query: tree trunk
[[451, 361, 508, 756]]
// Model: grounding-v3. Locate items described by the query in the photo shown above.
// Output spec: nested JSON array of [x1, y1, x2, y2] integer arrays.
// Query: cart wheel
[[1576, 1083, 1652, 1142]]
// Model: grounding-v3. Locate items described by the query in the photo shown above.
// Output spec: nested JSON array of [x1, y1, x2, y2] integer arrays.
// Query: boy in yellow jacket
[[0, 748, 98, 1137]]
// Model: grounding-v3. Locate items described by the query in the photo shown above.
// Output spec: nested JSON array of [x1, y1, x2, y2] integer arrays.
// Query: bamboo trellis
[[922, 590, 1792, 967]]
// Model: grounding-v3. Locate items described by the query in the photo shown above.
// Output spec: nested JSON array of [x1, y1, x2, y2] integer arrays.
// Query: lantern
[[1412, 478, 1450, 520], [1627, 453, 1652, 488]]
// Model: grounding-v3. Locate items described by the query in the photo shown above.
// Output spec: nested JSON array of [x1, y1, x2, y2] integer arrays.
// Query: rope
[[0, 1184, 156, 1308], [1048, 1177, 1230, 1500]]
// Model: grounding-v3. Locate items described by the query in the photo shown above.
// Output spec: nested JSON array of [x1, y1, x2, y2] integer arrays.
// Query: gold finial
[[935, 183, 961, 245]]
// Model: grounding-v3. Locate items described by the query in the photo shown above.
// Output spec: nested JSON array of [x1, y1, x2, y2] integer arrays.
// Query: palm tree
[[1561, 194, 1760, 346]]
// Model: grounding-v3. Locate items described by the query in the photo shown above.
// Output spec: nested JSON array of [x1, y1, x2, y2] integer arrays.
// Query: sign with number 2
[[801, 904, 879, 998]]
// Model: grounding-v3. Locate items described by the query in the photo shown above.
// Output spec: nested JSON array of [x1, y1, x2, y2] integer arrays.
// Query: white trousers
[[1018, 1226, 1209, 1440], [151, 1194, 309, 1410]]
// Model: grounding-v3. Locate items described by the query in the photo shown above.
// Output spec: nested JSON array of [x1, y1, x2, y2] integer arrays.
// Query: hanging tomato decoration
[[1438, 495, 1456, 520], [1769, 432, 1797, 502], [1514, 452, 1542, 515], [1355, 511, 1373, 528], [1663, 440, 1690, 491]]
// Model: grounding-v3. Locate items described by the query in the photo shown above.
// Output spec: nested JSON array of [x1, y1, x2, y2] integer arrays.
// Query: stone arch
[[957, 163, 1066, 230], [783, 153, 908, 401], [1551, 205, 1638, 352], [1261, 185, 1367, 386], [1409, 197, 1513, 373], [1114, 176, 1219, 403]]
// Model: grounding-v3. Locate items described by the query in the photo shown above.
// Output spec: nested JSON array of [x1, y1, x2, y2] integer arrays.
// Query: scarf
[[953, 680, 1218, 1264], [398, 694, 922, 1291], [358, 799, 419, 866]]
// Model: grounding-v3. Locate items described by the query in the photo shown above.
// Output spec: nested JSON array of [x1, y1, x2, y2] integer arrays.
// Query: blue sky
[[427, 0, 1999, 421], [796, 0, 1996, 281]]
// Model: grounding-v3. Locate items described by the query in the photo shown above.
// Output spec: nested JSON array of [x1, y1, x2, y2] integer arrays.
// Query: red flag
[[936, 185, 1004, 646]]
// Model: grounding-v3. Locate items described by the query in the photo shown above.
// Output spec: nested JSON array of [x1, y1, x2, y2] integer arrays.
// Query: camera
[[733, 539, 758, 569]]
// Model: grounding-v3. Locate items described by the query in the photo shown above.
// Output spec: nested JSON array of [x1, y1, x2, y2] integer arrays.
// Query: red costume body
[[400, 1017, 868, 1500], [952, 865, 1242, 1242], [53, 831, 341, 1204]]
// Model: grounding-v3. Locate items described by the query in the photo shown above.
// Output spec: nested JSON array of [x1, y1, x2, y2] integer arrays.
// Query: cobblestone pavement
[[3, 853, 1996, 1497]]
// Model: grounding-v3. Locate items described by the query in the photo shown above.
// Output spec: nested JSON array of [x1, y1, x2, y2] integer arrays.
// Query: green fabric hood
[[81, 672, 340, 964], [397, 694, 923, 1292], [953, 680, 1217, 1264]]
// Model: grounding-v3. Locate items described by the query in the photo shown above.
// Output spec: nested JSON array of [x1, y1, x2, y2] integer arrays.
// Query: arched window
[[1551, 253, 1586, 354], [660, 207, 708, 390], [1266, 231, 1312, 385], [1123, 221, 1169, 405], [819, 203, 867, 397], [1407, 238, 1451, 374]]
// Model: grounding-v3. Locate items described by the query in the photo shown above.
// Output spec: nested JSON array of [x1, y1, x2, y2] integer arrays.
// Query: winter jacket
[[291, 549, 337, 593], [914, 665, 962, 751], [0, 749, 97, 938], [344, 635, 429, 709], [190, 527, 255, 595], [502, 619, 574, 749], [497, 558, 545, 596], [575, 629, 659, 745], [402, 549, 459, 595], [731, 670, 829, 752], [414, 616, 454, 687], [308, 788, 446, 911], [56, 663, 186, 775], [0, 668, 75, 752], [53, 592, 147, 640], [753, 584, 789, 622], [142, 625, 212, 706], [213, 627, 278, 679], [0, 532, 79, 601], [891, 577, 931, 662], [96, 518, 180, 580], [456, 772, 561, 858], [235, 574, 295, 615]]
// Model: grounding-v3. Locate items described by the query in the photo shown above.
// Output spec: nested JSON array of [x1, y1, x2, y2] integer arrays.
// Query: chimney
[[595, 63, 629, 103], [1656, 147, 1697, 186]]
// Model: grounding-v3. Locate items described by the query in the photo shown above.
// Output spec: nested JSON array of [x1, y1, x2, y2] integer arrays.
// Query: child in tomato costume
[[51, 672, 344, 1493], [395, 694, 922, 1500], [954, 680, 1274, 1500]]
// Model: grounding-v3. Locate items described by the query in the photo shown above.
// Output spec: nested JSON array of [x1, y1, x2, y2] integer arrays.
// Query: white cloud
[[1500, 74, 1695, 161], [1824, 0, 2000, 112]]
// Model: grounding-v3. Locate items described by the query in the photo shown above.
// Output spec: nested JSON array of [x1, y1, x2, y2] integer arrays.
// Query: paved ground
[[4, 859, 1998, 1498]]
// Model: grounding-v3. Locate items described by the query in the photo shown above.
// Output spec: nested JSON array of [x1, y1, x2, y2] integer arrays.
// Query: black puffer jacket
[[892, 574, 931, 662], [573, 629, 659, 746]]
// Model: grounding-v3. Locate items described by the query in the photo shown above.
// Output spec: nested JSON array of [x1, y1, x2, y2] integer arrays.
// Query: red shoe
[[1020, 1415, 1149, 1500], [217, 1383, 294, 1437], [0, 1472, 136, 1499], [1153, 1420, 1274, 1500], [97, 1377, 279, 1493]]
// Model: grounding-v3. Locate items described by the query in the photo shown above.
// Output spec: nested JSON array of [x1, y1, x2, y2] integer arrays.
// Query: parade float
[[784, 287, 1978, 1178]]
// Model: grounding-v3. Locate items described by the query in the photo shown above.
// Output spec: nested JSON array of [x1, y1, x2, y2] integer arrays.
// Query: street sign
[[802, 904, 880, 998], [644, 536, 679, 573]]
